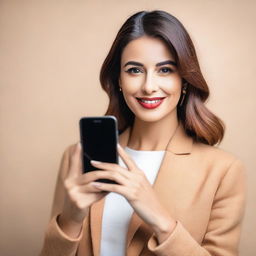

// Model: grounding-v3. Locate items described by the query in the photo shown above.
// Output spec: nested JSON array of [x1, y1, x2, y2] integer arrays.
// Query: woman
[[40, 10, 246, 256]]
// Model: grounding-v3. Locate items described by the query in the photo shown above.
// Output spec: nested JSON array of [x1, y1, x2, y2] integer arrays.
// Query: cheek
[[158, 77, 182, 95], [120, 74, 143, 94]]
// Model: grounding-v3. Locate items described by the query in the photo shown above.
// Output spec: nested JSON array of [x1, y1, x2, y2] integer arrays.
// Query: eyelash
[[125, 67, 174, 74], [125, 67, 142, 74], [159, 67, 173, 74]]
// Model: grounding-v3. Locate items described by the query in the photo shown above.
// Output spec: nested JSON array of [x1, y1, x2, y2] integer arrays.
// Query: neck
[[127, 112, 179, 151]]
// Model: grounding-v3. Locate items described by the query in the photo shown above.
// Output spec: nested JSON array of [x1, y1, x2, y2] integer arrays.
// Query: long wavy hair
[[100, 10, 225, 145]]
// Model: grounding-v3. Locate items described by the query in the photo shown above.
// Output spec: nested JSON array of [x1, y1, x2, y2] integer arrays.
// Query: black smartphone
[[79, 116, 118, 183]]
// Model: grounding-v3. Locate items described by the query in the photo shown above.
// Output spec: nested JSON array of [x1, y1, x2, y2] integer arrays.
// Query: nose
[[141, 72, 158, 95]]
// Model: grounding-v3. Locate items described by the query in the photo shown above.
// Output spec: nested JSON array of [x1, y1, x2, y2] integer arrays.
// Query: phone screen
[[79, 116, 118, 178]]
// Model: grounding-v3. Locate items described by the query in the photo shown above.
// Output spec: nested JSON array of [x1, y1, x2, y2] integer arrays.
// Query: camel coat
[[40, 124, 246, 256]]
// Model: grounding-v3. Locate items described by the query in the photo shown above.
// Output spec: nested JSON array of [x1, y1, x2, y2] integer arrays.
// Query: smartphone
[[79, 116, 118, 183]]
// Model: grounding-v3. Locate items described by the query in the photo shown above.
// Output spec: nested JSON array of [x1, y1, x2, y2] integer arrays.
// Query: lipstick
[[136, 97, 165, 109]]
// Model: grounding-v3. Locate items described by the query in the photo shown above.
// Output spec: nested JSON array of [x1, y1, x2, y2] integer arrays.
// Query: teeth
[[140, 99, 161, 104]]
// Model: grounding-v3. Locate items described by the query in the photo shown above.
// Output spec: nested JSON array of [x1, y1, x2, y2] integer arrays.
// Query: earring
[[119, 87, 122, 92], [179, 83, 188, 107]]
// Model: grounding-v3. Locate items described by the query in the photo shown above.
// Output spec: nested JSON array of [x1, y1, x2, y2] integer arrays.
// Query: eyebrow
[[123, 60, 177, 67]]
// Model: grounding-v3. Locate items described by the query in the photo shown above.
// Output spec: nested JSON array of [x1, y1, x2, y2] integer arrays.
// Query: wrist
[[153, 217, 176, 244]]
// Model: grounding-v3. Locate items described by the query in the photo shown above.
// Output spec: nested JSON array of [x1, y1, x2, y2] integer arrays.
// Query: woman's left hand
[[90, 144, 176, 243]]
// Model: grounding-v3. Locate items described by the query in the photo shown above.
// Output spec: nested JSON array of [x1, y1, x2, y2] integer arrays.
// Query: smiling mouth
[[136, 97, 166, 109]]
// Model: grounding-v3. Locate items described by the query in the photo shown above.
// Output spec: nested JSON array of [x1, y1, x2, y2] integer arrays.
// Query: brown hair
[[100, 10, 225, 145]]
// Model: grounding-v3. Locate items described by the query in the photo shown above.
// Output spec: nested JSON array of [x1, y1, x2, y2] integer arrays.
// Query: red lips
[[136, 97, 165, 109]]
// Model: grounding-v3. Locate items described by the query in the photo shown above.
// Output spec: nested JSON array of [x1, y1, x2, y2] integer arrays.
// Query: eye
[[159, 67, 173, 74], [125, 67, 143, 74]]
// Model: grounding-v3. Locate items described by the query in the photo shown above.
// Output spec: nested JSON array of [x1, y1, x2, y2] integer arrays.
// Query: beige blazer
[[40, 124, 246, 256]]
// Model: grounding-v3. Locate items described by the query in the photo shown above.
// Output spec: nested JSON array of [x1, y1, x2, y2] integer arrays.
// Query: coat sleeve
[[147, 158, 247, 256], [39, 145, 86, 256]]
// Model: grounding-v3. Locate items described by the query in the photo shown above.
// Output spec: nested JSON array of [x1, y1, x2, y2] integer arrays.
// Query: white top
[[100, 147, 166, 256]]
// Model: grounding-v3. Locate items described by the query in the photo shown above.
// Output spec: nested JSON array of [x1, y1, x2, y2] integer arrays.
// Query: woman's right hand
[[57, 142, 107, 238]]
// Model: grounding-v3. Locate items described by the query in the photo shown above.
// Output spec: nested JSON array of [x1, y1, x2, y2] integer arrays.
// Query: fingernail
[[91, 182, 102, 188], [91, 160, 101, 165], [117, 143, 122, 149]]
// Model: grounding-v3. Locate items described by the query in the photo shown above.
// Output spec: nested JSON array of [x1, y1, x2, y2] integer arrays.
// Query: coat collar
[[89, 123, 193, 256]]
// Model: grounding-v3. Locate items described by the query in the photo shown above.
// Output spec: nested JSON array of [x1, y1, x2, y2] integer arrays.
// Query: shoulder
[[192, 141, 240, 161], [191, 141, 246, 177]]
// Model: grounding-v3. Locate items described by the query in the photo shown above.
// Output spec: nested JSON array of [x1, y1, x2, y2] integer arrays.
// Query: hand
[[90, 144, 176, 242], [58, 142, 108, 237]]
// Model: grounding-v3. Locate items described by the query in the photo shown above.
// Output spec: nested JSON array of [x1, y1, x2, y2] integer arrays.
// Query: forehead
[[121, 36, 175, 64]]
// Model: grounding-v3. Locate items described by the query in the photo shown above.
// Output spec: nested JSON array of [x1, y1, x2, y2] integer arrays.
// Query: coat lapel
[[90, 198, 105, 256], [89, 123, 193, 256]]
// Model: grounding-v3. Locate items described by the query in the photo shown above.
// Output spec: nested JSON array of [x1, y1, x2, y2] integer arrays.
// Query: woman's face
[[119, 36, 182, 123]]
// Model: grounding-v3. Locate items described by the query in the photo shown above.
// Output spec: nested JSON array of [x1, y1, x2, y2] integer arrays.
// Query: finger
[[76, 170, 108, 185], [78, 182, 110, 194], [90, 160, 124, 172], [90, 161, 131, 178], [117, 144, 137, 171], [91, 182, 129, 197], [78, 169, 129, 186], [77, 170, 106, 185], [68, 142, 83, 178]]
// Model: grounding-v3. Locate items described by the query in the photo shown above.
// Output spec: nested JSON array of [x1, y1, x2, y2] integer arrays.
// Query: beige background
[[0, 0, 255, 255]]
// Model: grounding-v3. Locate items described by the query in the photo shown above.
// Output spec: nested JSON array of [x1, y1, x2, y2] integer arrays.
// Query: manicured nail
[[90, 160, 101, 165]]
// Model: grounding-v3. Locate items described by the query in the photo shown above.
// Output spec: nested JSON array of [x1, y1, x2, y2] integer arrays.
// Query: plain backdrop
[[0, 0, 255, 255]]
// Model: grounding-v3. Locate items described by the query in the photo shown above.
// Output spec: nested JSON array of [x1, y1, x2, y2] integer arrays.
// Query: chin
[[133, 111, 168, 123]]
